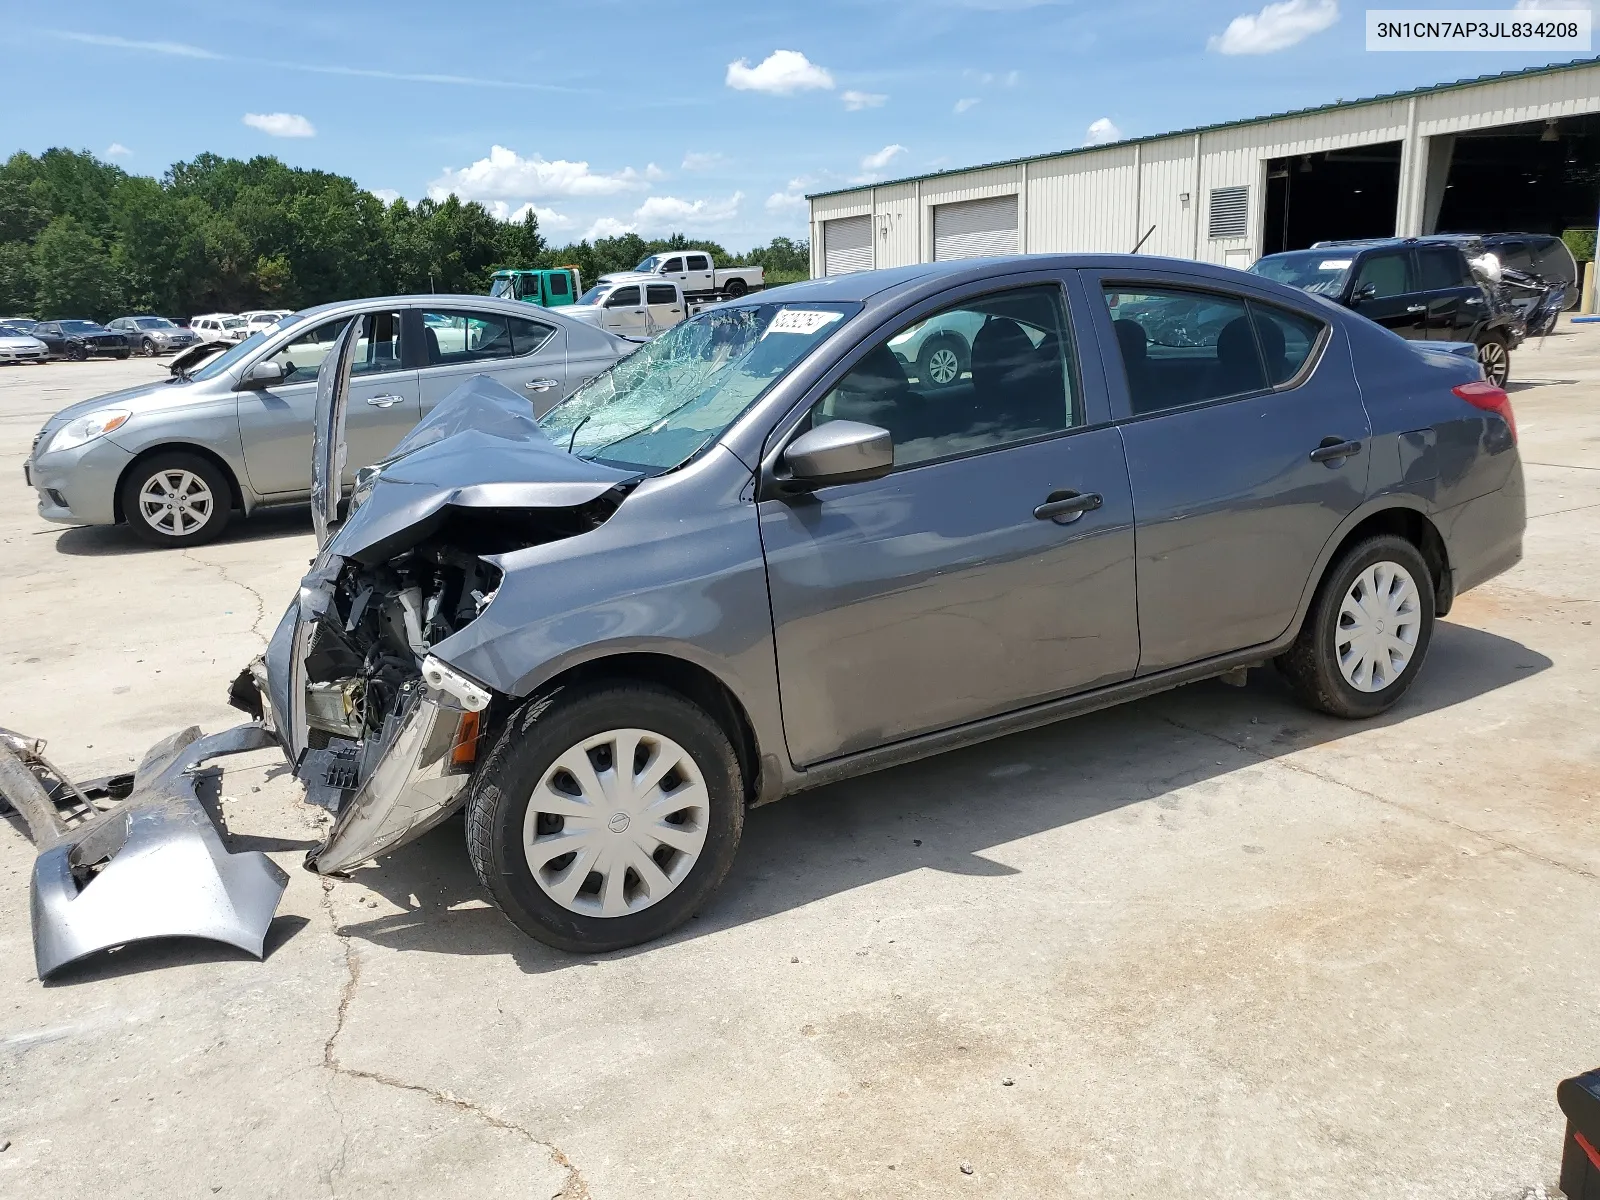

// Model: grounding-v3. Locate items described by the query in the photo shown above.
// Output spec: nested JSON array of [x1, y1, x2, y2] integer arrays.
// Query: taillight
[[1453, 380, 1516, 443]]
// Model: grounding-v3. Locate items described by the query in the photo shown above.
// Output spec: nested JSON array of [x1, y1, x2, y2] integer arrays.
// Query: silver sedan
[[25, 294, 637, 546]]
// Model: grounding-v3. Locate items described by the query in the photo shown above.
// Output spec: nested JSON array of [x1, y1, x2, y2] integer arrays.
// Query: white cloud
[[1209, 0, 1339, 54], [243, 112, 316, 138], [861, 144, 907, 171], [1004, 69, 1022, 86], [488, 200, 574, 229], [725, 49, 834, 95], [682, 151, 727, 170], [645, 162, 667, 181], [53, 31, 221, 59], [1085, 117, 1122, 145], [767, 189, 809, 212], [429, 145, 649, 201], [842, 90, 888, 110], [954, 97, 981, 114], [585, 216, 636, 241], [371, 187, 401, 204], [105, 142, 132, 159], [633, 192, 744, 232]]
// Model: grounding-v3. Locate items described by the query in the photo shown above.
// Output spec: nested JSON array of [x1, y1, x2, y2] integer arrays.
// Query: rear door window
[[687, 254, 711, 271], [1102, 288, 1268, 413], [1416, 246, 1469, 290], [646, 284, 678, 305], [1353, 251, 1413, 299], [420, 310, 515, 363]]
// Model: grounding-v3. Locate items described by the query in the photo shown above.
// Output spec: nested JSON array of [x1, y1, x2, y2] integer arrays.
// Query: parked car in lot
[[2, 316, 37, 332], [189, 313, 249, 343], [29, 320, 131, 361], [240, 309, 294, 334], [102, 251, 1513, 963], [106, 315, 202, 356], [0, 323, 50, 363], [488, 267, 582, 308], [602, 249, 763, 300], [24, 295, 637, 547], [566, 277, 692, 337], [1251, 238, 1519, 387]]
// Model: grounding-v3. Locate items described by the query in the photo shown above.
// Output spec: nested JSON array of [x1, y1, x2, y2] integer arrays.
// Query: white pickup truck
[[564, 278, 706, 338], [599, 250, 763, 301]]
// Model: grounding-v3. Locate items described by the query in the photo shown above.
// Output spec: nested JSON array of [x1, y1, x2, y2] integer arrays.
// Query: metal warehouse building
[[807, 58, 1600, 277]]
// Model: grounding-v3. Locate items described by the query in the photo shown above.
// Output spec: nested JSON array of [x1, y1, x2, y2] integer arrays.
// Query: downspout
[[1132, 142, 1143, 253], [1018, 161, 1029, 254], [916, 178, 925, 262], [871, 186, 878, 270], [1191, 133, 1203, 260]]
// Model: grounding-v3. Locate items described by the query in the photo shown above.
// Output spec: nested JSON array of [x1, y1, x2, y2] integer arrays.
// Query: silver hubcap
[[522, 728, 709, 918], [926, 346, 960, 385], [1336, 560, 1421, 692], [138, 469, 214, 537]]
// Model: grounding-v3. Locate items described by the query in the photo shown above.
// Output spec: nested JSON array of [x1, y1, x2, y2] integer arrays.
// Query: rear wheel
[[466, 682, 744, 953], [1476, 332, 1510, 388], [1277, 534, 1435, 719], [722, 277, 748, 298], [119, 451, 233, 547]]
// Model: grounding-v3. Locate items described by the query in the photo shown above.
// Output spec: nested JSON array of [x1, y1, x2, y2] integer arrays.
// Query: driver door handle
[[365, 394, 404, 408], [1034, 490, 1103, 524], [524, 378, 560, 393], [1309, 437, 1363, 463]]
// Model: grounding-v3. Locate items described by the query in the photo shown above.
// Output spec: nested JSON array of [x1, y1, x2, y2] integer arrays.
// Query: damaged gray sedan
[[9, 255, 1525, 968]]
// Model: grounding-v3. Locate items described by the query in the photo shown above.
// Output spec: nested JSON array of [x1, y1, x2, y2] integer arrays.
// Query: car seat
[[1215, 317, 1268, 396], [1112, 318, 1153, 412], [970, 318, 1063, 433]]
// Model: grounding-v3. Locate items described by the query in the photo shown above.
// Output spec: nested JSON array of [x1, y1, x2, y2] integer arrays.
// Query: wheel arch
[[523, 650, 766, 807], [113, 442, 246, 524], [1299, 501, 1453, 631]]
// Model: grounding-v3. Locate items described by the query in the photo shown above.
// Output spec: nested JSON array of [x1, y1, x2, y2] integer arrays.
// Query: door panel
[[683, 254, 714, 295], [238, 310, 419, 496], [1091, 272, 1371, 672], [1348, 250, 1426, 339], [761, 432, 1137, 765], [599, 285, 648, 336], [646, 283, 683, 331]]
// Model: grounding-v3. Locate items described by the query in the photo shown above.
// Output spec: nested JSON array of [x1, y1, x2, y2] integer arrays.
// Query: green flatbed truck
[[487, 267, 582, 307]]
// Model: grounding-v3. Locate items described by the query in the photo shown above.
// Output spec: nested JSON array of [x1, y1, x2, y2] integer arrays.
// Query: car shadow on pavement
[[329, 619, 1551, 974], [51, 507, 313, 556]]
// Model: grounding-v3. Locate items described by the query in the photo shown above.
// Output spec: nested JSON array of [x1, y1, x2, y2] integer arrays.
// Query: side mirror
[[1353, 281, 1378, 303], [240, 359, 285, 388], [781, 421, 893, 490]]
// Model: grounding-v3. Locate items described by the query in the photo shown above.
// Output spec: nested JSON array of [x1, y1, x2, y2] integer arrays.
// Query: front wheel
[[1477, 332, 1510, 388], [1277, 535, 1435, 719], [138, 338, 156, 357], [466, 682, 745, 953], [119, 451, 233, 547], [68, 344, 88, 362]]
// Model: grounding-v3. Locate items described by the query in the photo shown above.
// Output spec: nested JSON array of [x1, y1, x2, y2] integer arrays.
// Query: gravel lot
[[1, 327, 1597, 1199]]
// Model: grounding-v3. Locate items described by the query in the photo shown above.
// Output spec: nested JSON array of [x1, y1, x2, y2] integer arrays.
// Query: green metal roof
[[807, 56, 1600, 201]]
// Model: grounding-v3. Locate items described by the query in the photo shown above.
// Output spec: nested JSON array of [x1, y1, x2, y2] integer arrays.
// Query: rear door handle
[[365, 394, 404, 408], [1406, 304, 1427, 313], [524, 378, 560, 393], [1034, 490, 1103, 524], [1309, 438, 1363, 463]]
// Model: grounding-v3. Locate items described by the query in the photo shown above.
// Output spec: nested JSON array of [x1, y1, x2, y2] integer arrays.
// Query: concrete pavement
[[0, 326, 1596, 1198]]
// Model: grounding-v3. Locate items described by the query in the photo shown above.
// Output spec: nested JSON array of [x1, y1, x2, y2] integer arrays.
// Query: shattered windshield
[[539, 301, 861, 472], [1249, 251, 1353, 298]]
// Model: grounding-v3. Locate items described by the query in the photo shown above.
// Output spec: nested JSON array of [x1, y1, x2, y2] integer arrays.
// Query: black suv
[[1250, 238, 1517, 387]]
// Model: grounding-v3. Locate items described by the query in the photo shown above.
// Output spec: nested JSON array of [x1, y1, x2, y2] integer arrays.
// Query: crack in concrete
[[179, 549, 270, 647], [317, 881, 588, 1199], [1158, 711, 1598, 885]]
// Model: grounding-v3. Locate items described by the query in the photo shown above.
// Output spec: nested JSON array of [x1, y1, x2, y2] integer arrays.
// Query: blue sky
[[0, 0, 1590, 250]]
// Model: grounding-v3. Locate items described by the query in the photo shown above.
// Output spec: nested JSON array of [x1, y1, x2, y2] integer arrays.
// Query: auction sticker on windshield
[[1319, 260, 1352, 270], [764, 309, 845, 338]]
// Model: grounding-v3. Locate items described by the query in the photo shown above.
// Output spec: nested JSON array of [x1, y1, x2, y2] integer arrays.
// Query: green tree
[[31, 216, 120, 319]]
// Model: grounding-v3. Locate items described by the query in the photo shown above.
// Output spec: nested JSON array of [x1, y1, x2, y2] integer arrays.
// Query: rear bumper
[[1437, 463, 1526, 597]]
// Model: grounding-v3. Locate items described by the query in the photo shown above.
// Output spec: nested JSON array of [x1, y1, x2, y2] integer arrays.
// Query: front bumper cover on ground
[[9, 723, 289, 979]]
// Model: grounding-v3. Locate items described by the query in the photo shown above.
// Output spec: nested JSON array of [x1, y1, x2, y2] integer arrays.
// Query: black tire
[[722, 277, 748, 298], [1477, 331, 1510, 388], [916, 335, 966, 389], [114, 350, 131, 360], [466, 681, 745, 953], [118, 450, 233, 547], [138, 338, 156, 357], [1276, 534, 1435, 719], [68, 343, 87, 362]]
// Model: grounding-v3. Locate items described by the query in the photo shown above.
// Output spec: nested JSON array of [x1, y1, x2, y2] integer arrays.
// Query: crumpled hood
[[326, 373, 641, 565]]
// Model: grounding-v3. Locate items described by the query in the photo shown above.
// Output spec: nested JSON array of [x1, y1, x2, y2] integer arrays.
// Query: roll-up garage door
[[823, 215, 873, 275], [933, 195, 1018, 261]]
